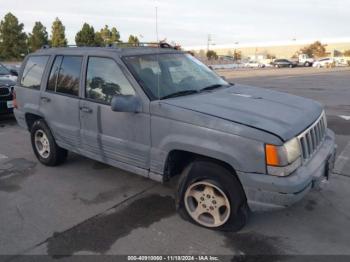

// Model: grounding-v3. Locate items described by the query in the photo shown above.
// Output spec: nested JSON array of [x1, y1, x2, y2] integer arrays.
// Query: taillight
[[12, 88, 18, 109]]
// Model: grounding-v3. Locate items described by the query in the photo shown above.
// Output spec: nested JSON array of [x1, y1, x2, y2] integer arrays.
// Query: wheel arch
[[25, 112, 44, 131], [163, 150, 246, 198]]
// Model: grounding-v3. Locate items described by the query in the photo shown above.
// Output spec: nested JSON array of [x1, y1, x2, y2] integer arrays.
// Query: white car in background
[[334, 57, 349, 67], [244, 61, 265, 68], [313, 58, 335, 68]]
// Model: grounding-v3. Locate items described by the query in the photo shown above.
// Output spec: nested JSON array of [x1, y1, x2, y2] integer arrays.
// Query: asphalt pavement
[[1, 67, 350, 259]]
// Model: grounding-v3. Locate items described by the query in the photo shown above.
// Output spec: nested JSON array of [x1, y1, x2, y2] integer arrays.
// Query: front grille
[[298, 112, 327, 161], [0, 87, 10, 96]]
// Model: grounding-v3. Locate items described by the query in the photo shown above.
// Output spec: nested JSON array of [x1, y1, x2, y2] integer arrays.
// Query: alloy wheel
[[184, 181, 231, 227]]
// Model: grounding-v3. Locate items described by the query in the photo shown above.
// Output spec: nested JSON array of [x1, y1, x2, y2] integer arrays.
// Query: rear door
[[39, 55, 83, 151], [79, 56, 151, 171]]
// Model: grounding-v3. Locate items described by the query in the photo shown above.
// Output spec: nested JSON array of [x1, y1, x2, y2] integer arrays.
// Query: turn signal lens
[[265, 144, 280, 166], [265, 139, 302, 177]]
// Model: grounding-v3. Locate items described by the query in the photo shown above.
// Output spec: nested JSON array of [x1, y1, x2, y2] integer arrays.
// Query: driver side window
[[86, 57, 135, 104]]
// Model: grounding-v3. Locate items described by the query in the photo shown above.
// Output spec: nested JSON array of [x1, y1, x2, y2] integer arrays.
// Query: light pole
[[207, 34, 216, 52], [233, 41, 239, 60], [207, 34, 212, 52], [155, 6, 159, 42]]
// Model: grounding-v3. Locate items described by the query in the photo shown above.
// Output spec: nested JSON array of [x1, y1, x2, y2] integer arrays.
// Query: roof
[[33, 46, 183, 57]]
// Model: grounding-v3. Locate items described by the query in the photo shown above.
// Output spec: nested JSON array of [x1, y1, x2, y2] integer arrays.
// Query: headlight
[[265, 138, 301, 177], [284, 138, 301, 163]]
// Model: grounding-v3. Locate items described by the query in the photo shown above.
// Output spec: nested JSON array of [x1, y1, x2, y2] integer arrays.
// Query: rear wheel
[[177, 160, 249, 231], [30, 120, 68, 166]]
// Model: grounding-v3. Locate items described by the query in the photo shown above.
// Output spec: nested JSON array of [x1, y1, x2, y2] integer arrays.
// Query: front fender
[[150, 116, 266, 175]]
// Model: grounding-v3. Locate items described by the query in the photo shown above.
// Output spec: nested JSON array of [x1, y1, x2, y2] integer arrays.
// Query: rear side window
[[21, 56, 49, 89], [47, 55, 82, 96], [85, 57, 135, 104]]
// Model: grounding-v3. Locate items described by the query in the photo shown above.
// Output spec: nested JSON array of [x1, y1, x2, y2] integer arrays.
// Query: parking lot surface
[[1, 67, 350, 258]]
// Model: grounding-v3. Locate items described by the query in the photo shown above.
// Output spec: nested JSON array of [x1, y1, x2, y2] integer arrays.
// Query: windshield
[[0, 63, 10, 76], [123, 53, 228, 100]]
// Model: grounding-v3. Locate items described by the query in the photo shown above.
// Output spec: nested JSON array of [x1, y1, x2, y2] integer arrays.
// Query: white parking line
[[0, 153, 8, 160], [339, 115, 350, 121], [334, 142, 350, 175]]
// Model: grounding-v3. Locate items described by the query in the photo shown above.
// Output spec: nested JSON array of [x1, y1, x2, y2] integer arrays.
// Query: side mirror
[[111, 95, 142, 113], [9, 69, 18, 76]]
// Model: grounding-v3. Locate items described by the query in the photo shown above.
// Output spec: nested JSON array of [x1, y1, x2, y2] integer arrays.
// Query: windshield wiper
[[200, 84, 231, 92], [160, 90, 198, 100]]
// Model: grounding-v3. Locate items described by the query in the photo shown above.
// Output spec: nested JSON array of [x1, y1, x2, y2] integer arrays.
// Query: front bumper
[[238, 129, 337, 211]]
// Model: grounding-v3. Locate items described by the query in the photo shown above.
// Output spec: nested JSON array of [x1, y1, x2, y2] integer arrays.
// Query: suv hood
[[162, 85, 323, 141]]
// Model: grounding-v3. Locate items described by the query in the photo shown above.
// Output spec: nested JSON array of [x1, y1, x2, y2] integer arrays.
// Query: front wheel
[[30, 119, 68, 166], [177, 160, 249, 231]]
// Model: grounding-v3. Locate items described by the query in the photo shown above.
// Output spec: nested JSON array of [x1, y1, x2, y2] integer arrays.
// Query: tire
[[30, 119, 68, 166], [289, 64, 293, 68], [304, 62, 310, 67], [176, 160, 249, 231]]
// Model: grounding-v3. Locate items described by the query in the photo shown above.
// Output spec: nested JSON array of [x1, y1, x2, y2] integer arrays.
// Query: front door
[[79, 56, 151, 172], [39, 55, 83, 151]]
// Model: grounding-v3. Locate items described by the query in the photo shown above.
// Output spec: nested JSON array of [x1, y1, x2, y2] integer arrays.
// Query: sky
[[1, 0, 350, 48]]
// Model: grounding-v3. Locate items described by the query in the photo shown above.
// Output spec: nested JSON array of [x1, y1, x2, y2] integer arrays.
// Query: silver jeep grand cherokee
[[14, 45, 336, 231]]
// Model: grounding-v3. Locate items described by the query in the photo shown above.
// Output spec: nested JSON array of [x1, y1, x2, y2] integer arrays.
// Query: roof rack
[[41, 44, 79, 49], [111, 42, 180, 49], [41, 42, 181, 50]]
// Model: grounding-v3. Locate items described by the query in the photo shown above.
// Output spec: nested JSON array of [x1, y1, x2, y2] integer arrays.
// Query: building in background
[[188, 39, 350, 60]]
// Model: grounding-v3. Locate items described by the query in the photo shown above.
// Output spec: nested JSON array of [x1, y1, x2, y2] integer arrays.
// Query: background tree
[[291, 53, 298, 59], [266, 53, 276, 59], [198, 49, 206, 59], [99, 25, 120, 45], [128, 35, 140, 45], [94, 32, 104, 46], [28, 22, 48, 52], [300, 41, 327, 58], [110, 27, 120, 43], [51, 18, 67, 47], [343, 50, 350, 56], [0, 12, 28, 60], [233, 49, 242, 60], [206, 50, 218, 60], [100, 25, 110, 44], [75, 23, 96, 46]]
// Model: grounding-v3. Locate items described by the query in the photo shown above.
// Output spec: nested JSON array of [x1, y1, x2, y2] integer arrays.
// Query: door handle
[[80, 106, 93, 113], [41, 97, 51, 103]]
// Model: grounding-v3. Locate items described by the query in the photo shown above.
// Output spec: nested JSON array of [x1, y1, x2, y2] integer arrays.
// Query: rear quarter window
[[21, 56, 49, 89]]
